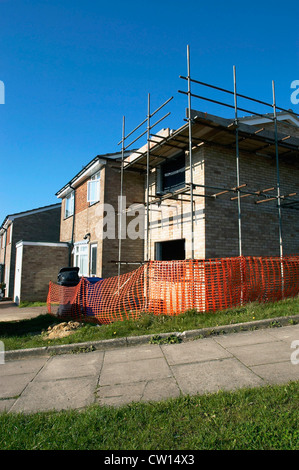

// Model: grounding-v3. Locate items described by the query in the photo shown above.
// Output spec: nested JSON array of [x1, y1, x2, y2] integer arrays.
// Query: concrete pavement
[[0, 301, 47, 322], [0, 323, 298, 413]]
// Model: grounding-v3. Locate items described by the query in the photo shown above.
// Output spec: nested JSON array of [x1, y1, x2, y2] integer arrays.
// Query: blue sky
[[0, 0, 298, 224]]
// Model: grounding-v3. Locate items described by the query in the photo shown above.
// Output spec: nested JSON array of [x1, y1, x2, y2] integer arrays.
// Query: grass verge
[[0, 295, 298, 351], [0, 381, 298, 450]]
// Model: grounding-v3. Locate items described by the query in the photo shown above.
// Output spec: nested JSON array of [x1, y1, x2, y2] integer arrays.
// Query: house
[[47, 109, 299, 319], [56, 152, 145, 279], [0, 203, 67, 303], [122, 109, 299, 262], [56, 109, 299, 286]]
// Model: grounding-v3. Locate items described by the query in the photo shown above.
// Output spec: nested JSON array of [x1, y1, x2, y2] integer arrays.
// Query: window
[[90, 243, 97, 276], [158, 152, 185, 194], [87, 171, 101, 204], [155, 239, 186, 261], [74, 243, 88, 276], [65, 192, 74, 218]]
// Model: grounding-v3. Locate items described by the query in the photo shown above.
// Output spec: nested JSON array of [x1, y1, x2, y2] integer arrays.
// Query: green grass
[[0, 382, 298, 450], [18, 301, 47, 308], [0, 295, 298, 351]]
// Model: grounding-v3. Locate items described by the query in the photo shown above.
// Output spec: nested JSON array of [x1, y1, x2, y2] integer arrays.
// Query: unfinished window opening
[[155, 239, 185, 261], [157, 152, 185, 194]]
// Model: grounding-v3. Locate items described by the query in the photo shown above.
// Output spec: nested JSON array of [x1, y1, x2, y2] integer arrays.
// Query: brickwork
[[148, 147, 206, 260], [102, 162, 145, 278], [58, 118, 299, 276], [59, 159, 145, 279], [0, 205, 61, 298], [204, 139, 299, 258], [19, 244, 69, 302]]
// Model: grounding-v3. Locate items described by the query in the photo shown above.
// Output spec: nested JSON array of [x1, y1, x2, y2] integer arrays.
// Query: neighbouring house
[[123, 109, 299, 261], [56, 152, 145, 279], [0, 203, 68, 303]]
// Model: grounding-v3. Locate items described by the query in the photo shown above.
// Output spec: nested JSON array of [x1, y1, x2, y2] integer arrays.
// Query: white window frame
[[87, 171, 101, 205], [73, 242, 88, 277], [89, 243, 97, 277], [65, 191, 74, 218]]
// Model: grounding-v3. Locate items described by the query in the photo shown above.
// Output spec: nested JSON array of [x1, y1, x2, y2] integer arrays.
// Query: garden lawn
[[0, 381, 298, 450], [0, 295, 298, 351]]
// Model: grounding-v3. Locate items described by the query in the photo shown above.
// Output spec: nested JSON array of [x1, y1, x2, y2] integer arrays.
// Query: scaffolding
[[116, 45, 299, 274]]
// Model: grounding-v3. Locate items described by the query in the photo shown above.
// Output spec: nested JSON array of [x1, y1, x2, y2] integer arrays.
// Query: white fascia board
[[1, 219, 13, 232], [242, 113, 299, 127], [15, 241, 69, 249], [57, 159, 106, 199]]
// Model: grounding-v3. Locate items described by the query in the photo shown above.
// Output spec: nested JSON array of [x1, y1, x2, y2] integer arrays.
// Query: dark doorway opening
[[155, 239, 185, 261]]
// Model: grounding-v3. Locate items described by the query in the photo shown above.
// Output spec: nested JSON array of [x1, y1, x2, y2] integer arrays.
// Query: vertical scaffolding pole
[[118, 115, 125, 280], [146, 93, 150, 261], [272, 80, 284, 296], [187, 45, 194, 259], [234, 66, 244, 305], [233, 66, 242, 257], [272, 80, 283, 259]]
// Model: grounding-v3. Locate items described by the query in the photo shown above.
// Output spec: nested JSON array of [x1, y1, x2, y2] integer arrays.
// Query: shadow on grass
[[0, 314, 62, 338]]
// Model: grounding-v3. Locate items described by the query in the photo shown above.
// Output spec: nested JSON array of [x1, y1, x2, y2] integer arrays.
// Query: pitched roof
[[0, 203, 61, 232], [55, 151, 133, 198]]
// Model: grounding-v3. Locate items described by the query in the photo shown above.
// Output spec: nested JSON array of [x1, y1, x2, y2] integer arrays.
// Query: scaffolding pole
[[146, 93, 150, 261], [187, 45, 194, 259], [272, 80, 285, 296], [272, 80, 283, 259], [233, 65, 242, 257], [118, 115, 125, 281]]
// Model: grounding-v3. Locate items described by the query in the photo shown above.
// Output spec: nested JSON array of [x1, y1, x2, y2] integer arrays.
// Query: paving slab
[[141, 377, 181, 403], [266, 324, 299, 343], [171, 357, 264, 395], [161, 337, 232, 365], [99, 356, 172, 386], [97, 376, 181, 407], [0, 357, 47, 376], [103, 343, 164, 364], [227, 340, 292, 367], [214, 329, 279, 347], [34, 351, 104, 381], [10, 376, 99, 413], [0, 323, 297, 413], [0, 357, 48, 399], [251, 361, 299, 384], [98, 382, 147, 407]]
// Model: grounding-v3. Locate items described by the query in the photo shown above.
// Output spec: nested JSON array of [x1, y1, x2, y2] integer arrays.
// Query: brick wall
[[204, 140, 299, 258], [148, 147, 206, 260], [59, 160, 145, 279], [19, 244, 69, 302], [102, 161, 145, 277], [4, 206, 61, 298]]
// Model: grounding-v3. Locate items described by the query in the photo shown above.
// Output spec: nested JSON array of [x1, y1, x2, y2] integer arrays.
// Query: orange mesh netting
[[47, 255, 299, 324]]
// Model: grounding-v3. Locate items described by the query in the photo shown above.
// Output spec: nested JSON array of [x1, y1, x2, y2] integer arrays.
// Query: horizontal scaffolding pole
[[179, 75, 299, 119], [178, 89, 275, 122]]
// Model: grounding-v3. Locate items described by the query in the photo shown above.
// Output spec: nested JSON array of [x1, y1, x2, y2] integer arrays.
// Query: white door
[[14, 244, 23, 305]]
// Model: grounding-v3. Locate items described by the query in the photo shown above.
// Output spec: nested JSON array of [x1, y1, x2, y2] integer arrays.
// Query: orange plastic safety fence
[[47, 255, 299, 324]]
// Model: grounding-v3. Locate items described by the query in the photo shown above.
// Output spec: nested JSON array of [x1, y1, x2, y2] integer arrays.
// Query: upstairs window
[[87, 171, 101, 205], [158, 152, 185, 194], [65, 192, 74, 218]]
